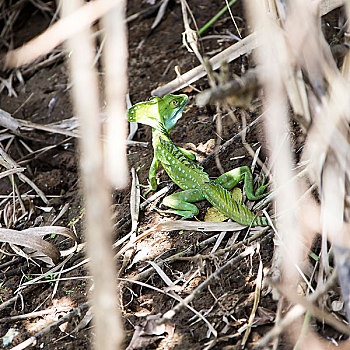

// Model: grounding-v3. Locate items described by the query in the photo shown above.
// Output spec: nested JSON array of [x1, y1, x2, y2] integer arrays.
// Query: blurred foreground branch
[[62, 0, 125, 349], [246, 0, 350, 347]]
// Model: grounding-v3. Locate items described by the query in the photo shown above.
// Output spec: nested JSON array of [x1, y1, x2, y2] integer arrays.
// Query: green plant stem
[[198, 0, 239, 36], [293, 312, 311, 350]]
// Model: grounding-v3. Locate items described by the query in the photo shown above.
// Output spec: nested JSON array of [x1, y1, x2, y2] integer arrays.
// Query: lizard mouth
[[162, 94, 189, 132]]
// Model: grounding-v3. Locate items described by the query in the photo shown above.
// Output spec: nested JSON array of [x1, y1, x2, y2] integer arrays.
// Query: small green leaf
[[231, 187, 242, 202], [205, 206, 228, 222]]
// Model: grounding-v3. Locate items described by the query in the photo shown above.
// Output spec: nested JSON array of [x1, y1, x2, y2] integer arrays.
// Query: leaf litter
[[1, 0, 350, 349]]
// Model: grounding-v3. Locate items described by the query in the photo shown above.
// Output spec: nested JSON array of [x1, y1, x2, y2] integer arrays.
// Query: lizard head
[[160, 94, 188, 131], [127, 94, 188, 133]]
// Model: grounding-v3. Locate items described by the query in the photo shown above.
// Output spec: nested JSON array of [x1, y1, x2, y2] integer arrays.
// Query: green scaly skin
[[128, 94, 269, 227]]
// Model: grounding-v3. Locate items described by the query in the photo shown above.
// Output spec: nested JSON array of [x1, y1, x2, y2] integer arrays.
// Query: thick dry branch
[[160, 233, 272, 322], [0, 108, 20, 131], [258, 271, 344, 347], [196, 69, 259, 107], [11, 303, 90, 350], [152, 33, 258, 96]]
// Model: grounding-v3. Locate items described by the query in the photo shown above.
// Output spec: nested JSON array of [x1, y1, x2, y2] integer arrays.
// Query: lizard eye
[[171, 100, 178, 106]]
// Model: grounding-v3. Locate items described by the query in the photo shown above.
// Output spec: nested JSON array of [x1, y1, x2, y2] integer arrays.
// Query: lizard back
[[153, 133, 210, 190]]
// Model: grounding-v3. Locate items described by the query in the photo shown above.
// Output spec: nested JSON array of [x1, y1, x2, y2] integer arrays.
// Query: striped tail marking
[[201, 181, 268, 226]]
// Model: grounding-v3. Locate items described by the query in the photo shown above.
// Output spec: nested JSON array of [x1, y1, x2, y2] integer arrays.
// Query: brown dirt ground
[[0, 1, 347, 350]]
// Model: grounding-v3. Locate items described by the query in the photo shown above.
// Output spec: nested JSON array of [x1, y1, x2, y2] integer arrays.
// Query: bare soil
[[0, 2, 346, 350]]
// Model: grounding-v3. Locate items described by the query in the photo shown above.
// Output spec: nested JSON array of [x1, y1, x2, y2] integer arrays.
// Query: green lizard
[[127, 94, 269, 226]]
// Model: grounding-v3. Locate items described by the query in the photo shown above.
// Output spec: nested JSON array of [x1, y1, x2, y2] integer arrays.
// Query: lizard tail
[[201, 181, 268, 227]]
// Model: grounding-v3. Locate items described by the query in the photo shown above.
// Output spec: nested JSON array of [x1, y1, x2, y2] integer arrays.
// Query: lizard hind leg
[[215, 165, 268, 201], [255, 173, 269, 197], [162, 189, 204, 220]]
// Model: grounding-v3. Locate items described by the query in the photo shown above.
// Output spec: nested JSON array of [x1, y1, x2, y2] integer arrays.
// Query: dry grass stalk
[[144, 260, 217, 337], [160, 234, 272, 326], [0, 108, 20, 131], [246, 0, 304, 280], [152, 33, 258, 96], [61, 0, 124, 349], [4, 0, 116, 68], [258, 270, 338, 347], [151, 0, 343, 97], [0, 145, 48, 204], [241, 260, 263, 347], [101, 2, 128, 188], [246, 0, 350, 347], [10, 302, 90, 350], [157, 220, 244, 232]]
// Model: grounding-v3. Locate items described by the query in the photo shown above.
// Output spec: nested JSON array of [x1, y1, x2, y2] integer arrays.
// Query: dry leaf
[[0, 226, 77, 265]]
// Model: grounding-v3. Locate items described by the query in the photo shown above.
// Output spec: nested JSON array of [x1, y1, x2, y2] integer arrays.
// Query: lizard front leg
[[162, 189, 204, 219], [178, 147, 196, 161], [141, 156, 160, 195], [215, 166, 268, 200], [144, 149, 195, 195]]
